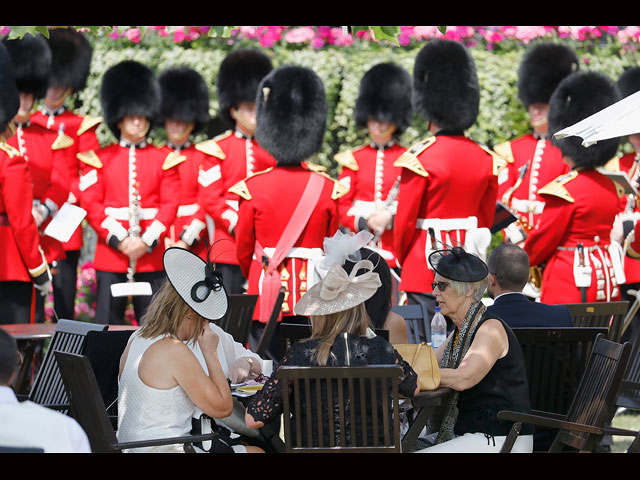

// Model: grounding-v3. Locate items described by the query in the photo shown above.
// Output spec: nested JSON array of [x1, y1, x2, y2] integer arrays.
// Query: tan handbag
[[394, 342, 441, 391]]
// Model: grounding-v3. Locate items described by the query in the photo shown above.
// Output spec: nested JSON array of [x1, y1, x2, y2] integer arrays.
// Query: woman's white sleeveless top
[[117, 331, 195, 453]]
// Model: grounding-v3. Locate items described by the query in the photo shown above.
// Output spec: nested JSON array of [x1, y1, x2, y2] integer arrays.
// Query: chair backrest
[[512, 327, 608, 416], [82, 329, 135, 414], [254, 289, 285, 360], [562, 301, 628, 342], [616, 335, 640, 411], [54, 351, 120, 453], [279, 323, 389, 354], [549, 334, 631, 452], [390, 304, 430, 344], [217, 294, 258, 345], [276, 365, 402, 453], [29, 319, 107, 409]]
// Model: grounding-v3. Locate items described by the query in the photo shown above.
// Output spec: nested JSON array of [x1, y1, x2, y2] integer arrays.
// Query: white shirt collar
[[0, 385, 18, 404]]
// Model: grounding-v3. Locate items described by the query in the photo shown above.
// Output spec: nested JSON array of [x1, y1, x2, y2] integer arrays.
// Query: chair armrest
[[113, 432, 219, 451], [602, 426, 639, 437], [497, 410, 604, 435]]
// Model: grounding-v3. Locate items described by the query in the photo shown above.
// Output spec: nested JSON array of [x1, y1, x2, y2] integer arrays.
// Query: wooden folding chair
[[498, 334, 632, 453], [390, 304, 430, 344], [24, 319, 107, 411], [615, 335, 640, 413], [55, 352, 218, 453], [217, 294, 258, 345], [277, 365, 403, 453], [562, 301, 628, 342], [254, 288, 285, 360]]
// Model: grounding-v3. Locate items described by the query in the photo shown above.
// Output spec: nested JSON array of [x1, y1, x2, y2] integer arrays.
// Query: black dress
[[246, 332, 418, 447]]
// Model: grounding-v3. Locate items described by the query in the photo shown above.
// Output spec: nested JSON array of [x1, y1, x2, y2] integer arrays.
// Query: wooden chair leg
[[500, 422, 522, 453]]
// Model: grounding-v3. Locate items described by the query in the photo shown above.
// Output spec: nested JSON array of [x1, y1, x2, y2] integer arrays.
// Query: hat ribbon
[[320, 259, 381, 301]]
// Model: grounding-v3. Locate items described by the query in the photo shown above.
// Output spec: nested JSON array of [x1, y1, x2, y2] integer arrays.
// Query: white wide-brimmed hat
[[163, 247, 229, 321], [293, 259, 381, 317]]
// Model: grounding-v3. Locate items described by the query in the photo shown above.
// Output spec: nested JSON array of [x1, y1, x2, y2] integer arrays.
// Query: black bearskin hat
[[517, 43, 579, 108], [47, 28, 92, 93], [618, 66, 640, 98], [159, 66, 211, 133], [2, 33, 51, 99], [549, 71, 620, 168], [216, 48, 273, 127], [255, 65, 327, 166], [354, 62, 412, 135], [412, 39, 479, 132], [100, 60, 160, 138], [0, 43, 20, 133]]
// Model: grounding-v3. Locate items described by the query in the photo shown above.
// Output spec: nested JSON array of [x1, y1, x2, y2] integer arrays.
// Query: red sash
[[253, 173, 324, 324]]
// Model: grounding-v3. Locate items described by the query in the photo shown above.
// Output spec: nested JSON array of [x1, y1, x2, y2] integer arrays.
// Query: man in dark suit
[[486, 243, 573, 327]]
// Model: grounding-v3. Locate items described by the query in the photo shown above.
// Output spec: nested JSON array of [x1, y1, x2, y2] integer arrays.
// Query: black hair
[[487, 243, 531, 292], [0, 328, 19, 385]]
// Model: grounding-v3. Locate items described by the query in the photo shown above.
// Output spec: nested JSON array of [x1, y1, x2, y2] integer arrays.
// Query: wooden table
[[401, 387, 452, 452]]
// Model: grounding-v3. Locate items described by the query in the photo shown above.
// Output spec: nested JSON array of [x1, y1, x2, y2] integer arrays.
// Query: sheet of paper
[[43, 202, 87, 243]]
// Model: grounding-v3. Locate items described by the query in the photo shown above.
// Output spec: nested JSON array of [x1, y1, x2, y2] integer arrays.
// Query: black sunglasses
[[431, 281, 450, 291]]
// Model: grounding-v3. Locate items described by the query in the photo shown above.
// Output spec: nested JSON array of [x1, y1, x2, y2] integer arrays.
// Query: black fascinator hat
[[428, 246, 488, 282]]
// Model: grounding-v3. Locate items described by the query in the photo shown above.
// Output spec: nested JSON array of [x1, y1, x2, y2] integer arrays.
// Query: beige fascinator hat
[[293, 230, 381, 316]]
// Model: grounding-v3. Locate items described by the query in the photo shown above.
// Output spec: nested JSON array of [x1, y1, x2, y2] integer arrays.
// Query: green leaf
[[208, 26, 237, 37], [369, 26, 400, 45], [438, 26, 447, 34], [35, 26, 50, 38]]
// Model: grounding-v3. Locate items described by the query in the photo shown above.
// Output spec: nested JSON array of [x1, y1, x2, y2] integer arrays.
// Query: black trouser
[[52, 249, 80, 321], [0, 281, 34, 324], [217, 263, 246, 295], [95, 270, 167, 325]]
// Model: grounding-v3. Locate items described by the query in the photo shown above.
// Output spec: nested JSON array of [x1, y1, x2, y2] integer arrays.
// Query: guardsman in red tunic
[[30, 29, 102, 321], [79, 61, 180, 324], [0, 42, 50, 324], [199, 48, 275, 294], [613, 67, 640, 342], [494, 44, 577, 249], [525, 71, 623, 305], [158, 66, 211, 260], [335, 62, 411, 270], [232, 66, 346, 358], [393, 39, 498, 320], [3, 34, 71, 323]]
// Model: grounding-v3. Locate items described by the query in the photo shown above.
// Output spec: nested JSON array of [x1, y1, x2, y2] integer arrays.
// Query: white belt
[[416, 216, 491, 266], [253, 247, 324, 261], [104, 206, 158, 221], [416, 217, 478, 231], [254, 247, 326, 296], [177, 203, 199, 217], [347, 199, 397, 219], [511, 198, 545, 215]]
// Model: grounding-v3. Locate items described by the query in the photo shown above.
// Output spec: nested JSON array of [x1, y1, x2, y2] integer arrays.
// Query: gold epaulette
[[0, 142, 19, 158], [51, 132, 74, 150], [312, 170, 349, 200], [304, 162, 328, 173], [601, 156, 621, 172], [77, 115, 103, 136], [334, 146, 364, 171], [162, 151, 187, 170], [195, 138, 226, 160], [393, 137, 435, 177], [492, 141, 515, 165], [480, 142, 510, 176], [537, 170, 578, 203], [228, 167, 274, 201], [77, 150, 103, 169]]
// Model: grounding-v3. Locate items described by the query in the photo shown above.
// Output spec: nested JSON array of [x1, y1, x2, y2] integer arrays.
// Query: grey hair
[[448, 277, 489, 302]]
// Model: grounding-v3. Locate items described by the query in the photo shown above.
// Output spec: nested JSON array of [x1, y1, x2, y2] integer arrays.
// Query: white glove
[[34, 279, 52, 297]]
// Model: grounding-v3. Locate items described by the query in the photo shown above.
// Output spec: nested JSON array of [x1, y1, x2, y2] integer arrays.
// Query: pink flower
[[412, 26, 443, 41], [311, 36, 325, 49], [284, 26, 315, 44], [330, 27, 353, 46], [126, 28, 141, 43], [618, 26, 640, 43]]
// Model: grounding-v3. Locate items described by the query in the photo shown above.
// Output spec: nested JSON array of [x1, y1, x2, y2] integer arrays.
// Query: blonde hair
[[308, 302, 372, 366], [138, 280, 203, 345]]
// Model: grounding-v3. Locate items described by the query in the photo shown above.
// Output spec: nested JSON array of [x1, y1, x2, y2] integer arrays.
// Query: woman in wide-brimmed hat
[[415, 246, 533, 453], [244, 230, 419, 446]]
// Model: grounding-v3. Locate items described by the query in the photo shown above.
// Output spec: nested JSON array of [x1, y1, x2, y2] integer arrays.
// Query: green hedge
[[70, 36, 640, 177]]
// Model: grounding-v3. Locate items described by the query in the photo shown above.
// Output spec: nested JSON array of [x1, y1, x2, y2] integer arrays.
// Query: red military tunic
[[160, 142, 209, 260], [494, 133, 570, 242], [393, 134, 499, 294], [198, 130, 276, 266], [0, 142, 48, 282], [6, 122, 71, 264], [233, 163, 347, 321], [31, 107, 102, 251], [335, 141, 405, 268], [78, 141, 180, 273], [524, 168, 623, 304]]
